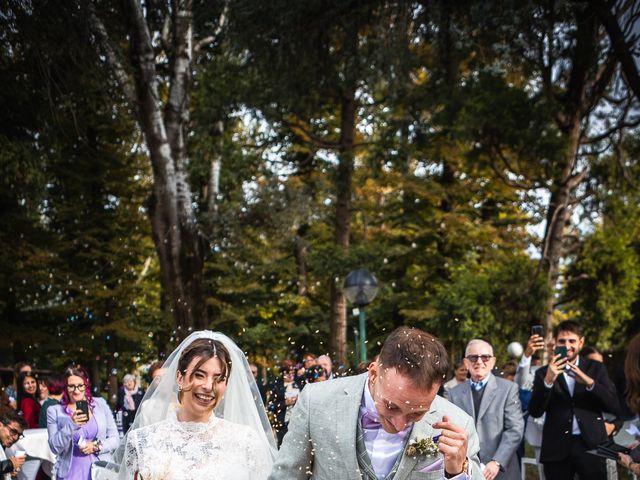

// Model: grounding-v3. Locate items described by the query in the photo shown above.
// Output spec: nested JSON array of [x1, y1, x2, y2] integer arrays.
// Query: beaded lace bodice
[[122, 412, 271, 480]]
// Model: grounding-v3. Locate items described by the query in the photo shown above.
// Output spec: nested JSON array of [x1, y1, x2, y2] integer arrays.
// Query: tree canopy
[[1, 0, 639, 388]]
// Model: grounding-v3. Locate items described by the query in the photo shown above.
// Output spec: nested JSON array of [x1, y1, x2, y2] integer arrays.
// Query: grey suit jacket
[[269, 373, 483, 480], [448, 374, 524, 480]]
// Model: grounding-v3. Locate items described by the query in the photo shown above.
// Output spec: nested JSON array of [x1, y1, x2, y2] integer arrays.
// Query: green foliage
[[565, 138, 640, 349], [0, 1, 166, 382], [1, 0, 638, 381]]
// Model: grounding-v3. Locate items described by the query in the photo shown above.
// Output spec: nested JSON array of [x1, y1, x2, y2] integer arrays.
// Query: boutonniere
[[405, 435, 440, 458]]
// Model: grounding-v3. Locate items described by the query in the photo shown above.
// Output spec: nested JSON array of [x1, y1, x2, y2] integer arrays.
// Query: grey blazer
[[46, 397, 119, 479], [448, 374, 524, 480], [269, 373, 483, 480]]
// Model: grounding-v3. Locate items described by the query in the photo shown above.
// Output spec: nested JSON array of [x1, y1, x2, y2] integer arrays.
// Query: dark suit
[[266, 377, 302, 446], [528, 356, 619, 480]]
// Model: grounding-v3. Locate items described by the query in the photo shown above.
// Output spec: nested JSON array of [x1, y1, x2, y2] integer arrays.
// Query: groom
[[269, 327, 482, 479]]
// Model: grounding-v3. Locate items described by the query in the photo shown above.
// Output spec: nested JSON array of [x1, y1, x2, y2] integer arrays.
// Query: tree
[[85, 0, 229, 335], [458, 1, 640, 336]]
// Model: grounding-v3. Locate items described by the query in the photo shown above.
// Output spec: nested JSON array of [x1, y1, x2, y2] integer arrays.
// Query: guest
[[16, 372, 40, 429], [529, 320, 618, 480], [579, 345, 623, 480], [316, 354, 336, 379], [0, 410, 27, 477], [442, 359, 468, 398], [579, 346, 623, 436], [617, 332, 640, 477], [38, 376, 65, 428], [47, 367, 119, 480], [449, 339, 524, 480], [501, 360, 518, 382], [304, 365, 327, 384], [5, 363, 31, 409], [116, 374, 144, 434], [295, 353, 317, 385], [147, 360, 165, 382], [267, 359, 301, 447], [515, 334, 548, 480], [0, 380, 13, 416], [250, 363, 267, 403]]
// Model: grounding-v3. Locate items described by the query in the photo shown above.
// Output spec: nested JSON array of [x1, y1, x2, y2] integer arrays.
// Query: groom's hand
[[432, 415, 468, 476]]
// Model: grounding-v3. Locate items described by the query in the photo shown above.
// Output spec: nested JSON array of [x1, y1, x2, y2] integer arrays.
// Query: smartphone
[[554, 346, 568, 359], [531, 325, 544, 337], [76, 400, 89, 417]]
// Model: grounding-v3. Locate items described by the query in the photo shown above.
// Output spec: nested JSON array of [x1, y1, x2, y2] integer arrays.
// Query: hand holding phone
[[526, 326, 545, 356], [73, 400, 89, 425], [545, 345, 569, 384], [76, 399, 89, 416], [554, 346, 568, 359]]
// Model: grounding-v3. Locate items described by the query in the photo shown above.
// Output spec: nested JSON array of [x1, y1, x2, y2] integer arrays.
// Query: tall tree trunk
[[294, 225, 309, 296], [540, 121, 583, 336], [330, 85, 356, 366], [88, 0, 208, 336], [207, 120, 224, 231], [538, 7, 608, 337]]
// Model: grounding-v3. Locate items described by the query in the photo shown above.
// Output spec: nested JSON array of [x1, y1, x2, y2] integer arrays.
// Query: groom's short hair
[[377, 327, 449, 391]]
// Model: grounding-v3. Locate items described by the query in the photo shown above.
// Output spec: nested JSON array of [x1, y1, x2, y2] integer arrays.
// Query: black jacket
[[116, 387, 145, 433], [528, 356, 619, 462], [1, 458, 13, 475]]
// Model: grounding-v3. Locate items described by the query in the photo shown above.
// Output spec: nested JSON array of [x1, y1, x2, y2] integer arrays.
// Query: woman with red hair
[[46, 367, 118, 480]]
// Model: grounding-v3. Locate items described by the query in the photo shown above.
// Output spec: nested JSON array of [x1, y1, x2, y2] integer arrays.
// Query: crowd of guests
[[1, 320, 639, 479]]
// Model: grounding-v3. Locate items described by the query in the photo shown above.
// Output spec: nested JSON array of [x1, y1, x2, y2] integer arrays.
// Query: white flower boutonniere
[[405, 435, 440, 458]]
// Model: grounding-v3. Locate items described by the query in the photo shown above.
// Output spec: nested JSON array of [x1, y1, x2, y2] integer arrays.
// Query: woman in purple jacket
[[47, 367, 118, 479]]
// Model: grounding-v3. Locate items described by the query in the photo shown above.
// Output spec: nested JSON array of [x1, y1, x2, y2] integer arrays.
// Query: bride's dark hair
[[177, 338, 232, 406]]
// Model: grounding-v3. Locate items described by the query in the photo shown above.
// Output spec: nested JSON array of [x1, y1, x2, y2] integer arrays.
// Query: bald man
[[448, 339, 524, 480], [316, 355, 336, 379]]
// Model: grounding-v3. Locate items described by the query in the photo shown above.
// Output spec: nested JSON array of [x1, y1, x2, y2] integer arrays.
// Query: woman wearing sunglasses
[[47, 367, 118, 480]]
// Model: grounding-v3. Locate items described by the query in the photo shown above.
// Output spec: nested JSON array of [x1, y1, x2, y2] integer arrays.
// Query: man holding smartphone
[[528, 320, 619, 480]]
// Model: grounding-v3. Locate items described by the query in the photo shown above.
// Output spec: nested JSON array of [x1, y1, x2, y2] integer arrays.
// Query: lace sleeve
[[118, 429, 140, 480], [245, 427, 272, 480]]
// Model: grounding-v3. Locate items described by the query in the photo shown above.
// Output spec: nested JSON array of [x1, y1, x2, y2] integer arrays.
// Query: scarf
[[124, 386, 139, 411]]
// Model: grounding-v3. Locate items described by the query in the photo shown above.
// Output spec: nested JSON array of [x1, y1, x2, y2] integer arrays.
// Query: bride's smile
[[177, 355, 228, 422]]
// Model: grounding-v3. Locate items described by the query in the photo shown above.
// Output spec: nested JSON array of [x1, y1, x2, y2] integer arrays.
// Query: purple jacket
[[47, 397, 119, 478]]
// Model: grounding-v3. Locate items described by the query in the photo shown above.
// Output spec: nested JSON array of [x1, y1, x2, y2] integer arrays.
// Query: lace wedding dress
[[121, 411, 271, 480]]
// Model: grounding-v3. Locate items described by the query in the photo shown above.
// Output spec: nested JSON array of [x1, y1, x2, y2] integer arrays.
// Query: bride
[[105, 331, 277, 479]]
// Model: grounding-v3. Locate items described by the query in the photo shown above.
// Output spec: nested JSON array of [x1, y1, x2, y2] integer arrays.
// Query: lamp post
[[343, 269, 379, 364]]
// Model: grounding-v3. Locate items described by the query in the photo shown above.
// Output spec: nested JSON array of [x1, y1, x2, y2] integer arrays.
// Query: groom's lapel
[[335, 374, 368, 480], [393, 405, 439, 480]]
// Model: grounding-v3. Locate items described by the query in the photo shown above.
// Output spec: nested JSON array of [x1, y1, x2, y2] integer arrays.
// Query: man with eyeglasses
[[0, 410, 28, 478], [448, 339, 524, 480], [528, 321, 619, 480]]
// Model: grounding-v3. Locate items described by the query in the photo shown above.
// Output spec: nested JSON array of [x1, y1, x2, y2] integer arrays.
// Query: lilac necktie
[[361, 410, 382, 430]]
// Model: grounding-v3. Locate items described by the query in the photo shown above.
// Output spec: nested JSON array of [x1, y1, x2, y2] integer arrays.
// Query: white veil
[[111, 330, 277, 471]]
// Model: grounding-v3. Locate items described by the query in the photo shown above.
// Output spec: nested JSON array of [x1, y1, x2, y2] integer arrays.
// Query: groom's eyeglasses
[[466, 354, 493, 364]]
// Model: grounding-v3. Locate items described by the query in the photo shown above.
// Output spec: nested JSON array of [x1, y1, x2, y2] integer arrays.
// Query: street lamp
[[343, 269, 379, 364]]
